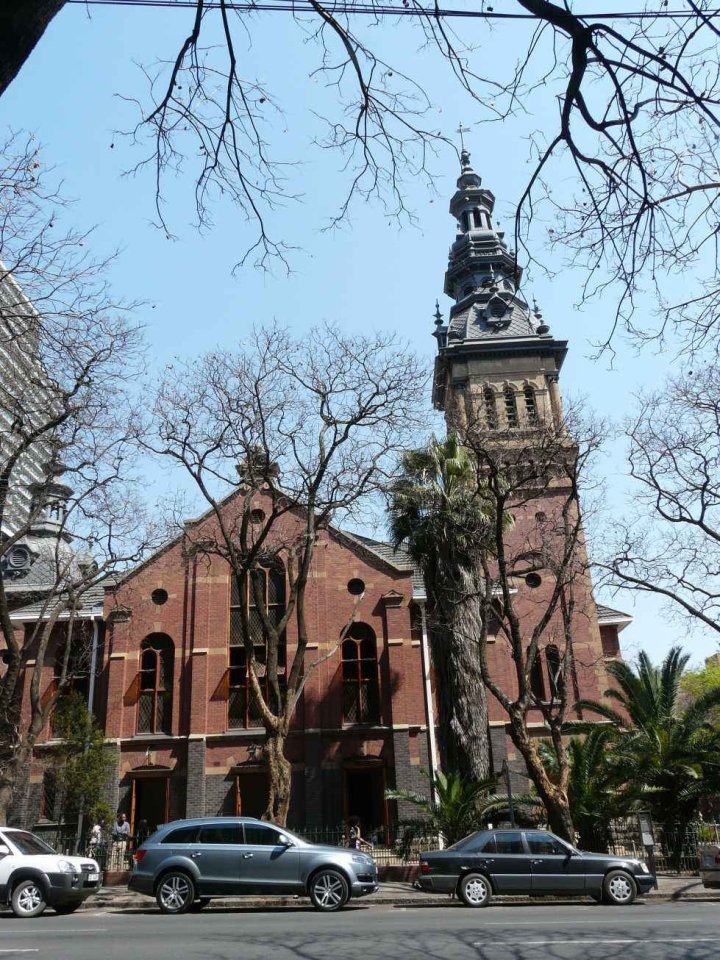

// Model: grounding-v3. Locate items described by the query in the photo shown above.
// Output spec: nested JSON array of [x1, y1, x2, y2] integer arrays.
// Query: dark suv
[[417, 829, 655, 907], [129, 817, 378, 913]]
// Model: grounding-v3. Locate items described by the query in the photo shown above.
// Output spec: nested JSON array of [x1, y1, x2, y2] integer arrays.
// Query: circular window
[[525, 573, 542, 589], [347, 578, 365, 596], [249, 508, 265, 525], [535, 511, 547, 523], [151, 588, 168, 605]]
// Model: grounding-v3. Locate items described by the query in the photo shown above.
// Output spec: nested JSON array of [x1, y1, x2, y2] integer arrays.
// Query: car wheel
[[11, 880, 48, 918], [156, 871, 196, 915], [189, 898, 210, 912], [459, 872, 492, 908], [54, 903, 82, 914], [309, 869, 349, 912], [603, 870, 636, 906]]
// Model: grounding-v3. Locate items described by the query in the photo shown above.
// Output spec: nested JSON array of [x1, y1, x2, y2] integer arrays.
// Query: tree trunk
[[0, 1, 67, 97], [509, 724, 575, 842], [428, 565, 491, 783], [263, 733, 292, 827]]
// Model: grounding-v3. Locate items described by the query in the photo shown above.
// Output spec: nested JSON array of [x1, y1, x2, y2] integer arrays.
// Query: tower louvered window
[[504, 386, 519, 428], [524, 385, 539, 424], [228, 566, 287, 729], [484, 387, 498, 430], [342, 624, 380, 724], [137, 635, 173, 734]]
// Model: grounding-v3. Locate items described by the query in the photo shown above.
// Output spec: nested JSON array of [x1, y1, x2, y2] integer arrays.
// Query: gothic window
[[228, 566, 287, 729], [342, 623, 380, 724], [137, 634, 174, 734], [484, 387, 498, 430], [504, 386, 519, 428], [545, 645, 564, 700], [524, 384, 539, 424], [528, 648, 546, 702]]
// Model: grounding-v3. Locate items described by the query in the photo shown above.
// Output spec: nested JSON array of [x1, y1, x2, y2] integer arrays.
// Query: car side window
[[197, 824, 243, 844], [243, 824, 284, 846], [474, 835, 497, 854], [161, 826, 198, 844], [494, 832, 525, 854], [527, 833, 567, 855]]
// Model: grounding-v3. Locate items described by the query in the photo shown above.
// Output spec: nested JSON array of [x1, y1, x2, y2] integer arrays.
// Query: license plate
[[87, 873, 100, 882]]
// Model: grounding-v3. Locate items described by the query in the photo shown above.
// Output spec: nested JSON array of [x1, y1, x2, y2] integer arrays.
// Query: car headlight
[[351, 854, 372, 865], [56, 860, 74, 873], [639, 862, 650, 874]]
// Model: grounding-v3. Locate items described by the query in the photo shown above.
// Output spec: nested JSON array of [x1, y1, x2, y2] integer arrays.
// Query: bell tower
[[432, 149, 567, 435]]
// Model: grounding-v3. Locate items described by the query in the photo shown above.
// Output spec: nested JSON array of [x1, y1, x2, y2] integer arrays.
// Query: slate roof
[[8, 576, 115, 621], [596, 603, 633, 631], [447, 291, 539, 344], [338, 531, 426, 597]]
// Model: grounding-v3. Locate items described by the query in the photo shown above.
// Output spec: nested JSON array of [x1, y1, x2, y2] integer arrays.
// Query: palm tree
[[386, 771, 536, 847], [539, 727, 619, 852], [577, 647, 720, 863], [389, 436, 499, 781]]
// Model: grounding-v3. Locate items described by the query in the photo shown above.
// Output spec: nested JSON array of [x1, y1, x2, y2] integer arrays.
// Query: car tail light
[[420, 862, 430, 873], [133, 848, 147, 863]]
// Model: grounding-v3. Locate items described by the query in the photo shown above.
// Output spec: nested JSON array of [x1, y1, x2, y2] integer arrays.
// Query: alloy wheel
[[607, 875, 633, 903], [311, 871, 348, 911], [158, 874, 193, 913], [17, 884, 42, 914]]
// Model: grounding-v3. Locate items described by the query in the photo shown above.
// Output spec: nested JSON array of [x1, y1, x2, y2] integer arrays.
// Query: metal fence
[[606, 818, 720, 873], [292, 822, 439, 866]]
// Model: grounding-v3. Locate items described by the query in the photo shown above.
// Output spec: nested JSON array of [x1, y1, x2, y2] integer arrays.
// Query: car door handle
[[242, 853, 254, 859], [478, 859, 494, 865], [191, 852, 202, 859], [531, 859, 543, 865]]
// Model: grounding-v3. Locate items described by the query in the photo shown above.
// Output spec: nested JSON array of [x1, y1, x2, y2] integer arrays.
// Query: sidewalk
[[83, 876, 720, 912]]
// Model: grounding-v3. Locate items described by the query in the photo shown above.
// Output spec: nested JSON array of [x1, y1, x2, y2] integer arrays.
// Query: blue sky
[[1, 2, 713, 665]]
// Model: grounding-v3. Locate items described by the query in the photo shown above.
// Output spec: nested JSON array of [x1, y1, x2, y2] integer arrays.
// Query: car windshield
[[6, 831, 57, 856], [447, 832, 484, 851]]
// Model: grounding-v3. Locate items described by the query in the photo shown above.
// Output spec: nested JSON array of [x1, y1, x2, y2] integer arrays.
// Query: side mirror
[[278, 835, 294, 847], [0, 844, 10, 857]]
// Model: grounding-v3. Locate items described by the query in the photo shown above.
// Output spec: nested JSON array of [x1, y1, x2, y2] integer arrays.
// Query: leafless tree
[[0, 133, 154, 825], [150, 323, 425, 825], [461, 404, 605, 841], [4, 1, 720, 338], [602, 365, 720, 640]]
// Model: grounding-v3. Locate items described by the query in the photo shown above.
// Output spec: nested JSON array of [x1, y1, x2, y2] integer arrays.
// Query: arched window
[[228, 565, 287, 729], [524, 384, 539, 424], [472, 208, 482, 229], [484, 386, 498, 430], [342, 623, 380, 724], [528, 647, 546, 702], [504, 386, 519, 428], [137, 634, 174, 734], [545, 645, 564, 701]]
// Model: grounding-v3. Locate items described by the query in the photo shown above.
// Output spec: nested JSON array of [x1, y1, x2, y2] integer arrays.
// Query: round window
[[249, 508, 265, 525], [525, 573, 542, 589], [347, 578, 365, 596], [535, 511, 547, 523], [151, 588, 168, 605]]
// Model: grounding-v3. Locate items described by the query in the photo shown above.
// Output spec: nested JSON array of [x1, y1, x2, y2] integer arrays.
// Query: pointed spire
[[533, 298, 550, 336], [433, 299, 443, 326]]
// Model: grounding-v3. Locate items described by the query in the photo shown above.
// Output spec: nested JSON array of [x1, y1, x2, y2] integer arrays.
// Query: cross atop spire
[[456, 122, 471, 152]]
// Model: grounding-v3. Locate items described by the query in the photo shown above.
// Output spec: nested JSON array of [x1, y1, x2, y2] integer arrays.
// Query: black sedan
[[417, 829, 655, 907]]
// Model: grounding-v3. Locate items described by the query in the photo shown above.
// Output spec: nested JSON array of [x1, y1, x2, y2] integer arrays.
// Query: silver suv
[[129, 817, 378, 913]]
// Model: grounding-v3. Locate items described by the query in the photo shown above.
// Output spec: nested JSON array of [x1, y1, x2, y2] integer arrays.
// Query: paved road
[[0, 902, 718, 959]]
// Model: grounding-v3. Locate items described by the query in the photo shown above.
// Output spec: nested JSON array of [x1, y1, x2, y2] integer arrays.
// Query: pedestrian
[[112, 812, 131, 843], [348, 815, 372, 851], [136, 818, 150, 847], [88, 818, 103, 850]]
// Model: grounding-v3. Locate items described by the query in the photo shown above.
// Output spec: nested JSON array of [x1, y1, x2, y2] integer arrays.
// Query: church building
[[6, 154, 632, 840]]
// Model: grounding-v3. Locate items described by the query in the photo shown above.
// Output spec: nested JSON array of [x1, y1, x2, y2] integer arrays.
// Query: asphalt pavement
[[0, 901, 718, 960]]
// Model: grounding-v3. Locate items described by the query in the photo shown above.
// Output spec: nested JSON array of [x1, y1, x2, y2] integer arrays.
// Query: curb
[[81, 891, 720, 912]]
